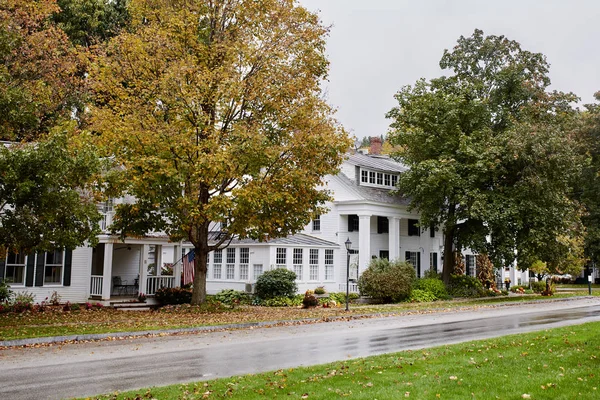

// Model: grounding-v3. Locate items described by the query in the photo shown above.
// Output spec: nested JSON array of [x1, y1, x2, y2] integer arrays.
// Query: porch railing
[[146, 276, 175, 295], [338, 282, 359, 293], [90, 275, 103, 296]]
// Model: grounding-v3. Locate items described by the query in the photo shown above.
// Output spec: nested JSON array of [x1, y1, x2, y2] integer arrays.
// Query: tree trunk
[[191, 246, 208, 305], [442, 225, 455, 284], [442, 204, 457, 284]]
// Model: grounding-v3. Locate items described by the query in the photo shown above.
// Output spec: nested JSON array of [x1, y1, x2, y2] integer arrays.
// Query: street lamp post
[[345, 237, 352, 311]]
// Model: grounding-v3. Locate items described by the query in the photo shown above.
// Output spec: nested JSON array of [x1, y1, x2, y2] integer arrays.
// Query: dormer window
[[359, 168, 399, 189]]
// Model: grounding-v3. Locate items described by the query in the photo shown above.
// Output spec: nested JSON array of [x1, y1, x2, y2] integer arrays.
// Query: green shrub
[[328, 292, 359, 304], [214, 289, 250, 306], [0, 280, 13, 303], [358, 258, 416, 303], [155, 287, 192, 305], [414, 278, 448, 300], [263, 296, 295, 307], [409, 289, 437, 303], [255, 268, 297, 300], [423, 270, 441, 280], [446, 274, 486, 298], [314, 286, 326, 295], [531, 280, 546, 294]]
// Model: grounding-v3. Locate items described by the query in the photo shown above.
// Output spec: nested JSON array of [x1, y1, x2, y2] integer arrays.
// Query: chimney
[[369, 137, 382, 155]]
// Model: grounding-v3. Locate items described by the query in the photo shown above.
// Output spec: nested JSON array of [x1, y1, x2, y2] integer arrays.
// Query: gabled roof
[[331, 173, 411, 206], [345, 152, 408, 173]]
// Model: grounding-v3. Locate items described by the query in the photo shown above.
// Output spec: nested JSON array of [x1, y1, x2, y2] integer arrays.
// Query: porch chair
[[112, 276, 128, 296]]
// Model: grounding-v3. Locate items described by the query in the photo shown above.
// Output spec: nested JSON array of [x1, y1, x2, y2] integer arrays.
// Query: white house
[[2, 151, 527, 303]]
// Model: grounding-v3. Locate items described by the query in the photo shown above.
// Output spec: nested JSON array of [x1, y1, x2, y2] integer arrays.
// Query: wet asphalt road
[[1, 298, 599, 400]]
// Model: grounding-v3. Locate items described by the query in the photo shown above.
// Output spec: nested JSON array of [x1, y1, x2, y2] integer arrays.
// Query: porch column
[[173, 244, 182, 288], [358, 214, 371, 274], [156, 245, 162, 276], [139, 244, 149, 294], [388, 217, 400, 261], [101, 243, 113, 300]]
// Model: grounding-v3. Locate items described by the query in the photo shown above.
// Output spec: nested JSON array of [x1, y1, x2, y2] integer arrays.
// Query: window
[[377, 172, 383, 185], [5, 252, 26, 285], [309, 249, 319, 280], [226, 248, 236, 279], [430, 252, 438, 272], [361, 170, 368, 183], [379, 250, 389, 260], [239, 248, 249, 280], [377, 216, 389, 233], [369, 171, 376, 184], [45, 249, 63, 284], [465, 255, 476, 277], [408, 219, 420, 236], [391, 175, 398, 187], [312, 215, 321, 232], [253, 264, 263, 279], [325, 249, 334, 280], [405, 251, 421, 277], [348, 214, 359, 232], [293, 248, 303, 280], [213, 250, 222, 279], [276, 248, 287, 267], [384, 174, 391, 186]]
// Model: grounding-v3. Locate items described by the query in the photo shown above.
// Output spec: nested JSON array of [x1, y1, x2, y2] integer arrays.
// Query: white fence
[[90, 275, 103, 296], [146, 276, 175, 295]]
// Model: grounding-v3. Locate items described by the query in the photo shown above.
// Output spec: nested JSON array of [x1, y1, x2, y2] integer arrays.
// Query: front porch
[[89, 241, 182, 300]]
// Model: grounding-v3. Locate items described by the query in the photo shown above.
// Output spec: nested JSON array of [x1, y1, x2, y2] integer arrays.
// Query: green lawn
[[0, 293, 586, 341], [87, 321, 600, 399]]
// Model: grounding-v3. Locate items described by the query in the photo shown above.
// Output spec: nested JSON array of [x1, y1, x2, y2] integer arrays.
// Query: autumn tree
[[52, 0, 130, 47], [578, 92, 600, 266], [0, 0, 84, 141], [0, 126, 102, 256], [387, 30, 584, 283], [0, 0, 102, 258], [90, 0, 351, 304]]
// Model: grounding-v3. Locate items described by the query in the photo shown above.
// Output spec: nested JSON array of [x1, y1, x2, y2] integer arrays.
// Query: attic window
[[359, 168, 399, 189]]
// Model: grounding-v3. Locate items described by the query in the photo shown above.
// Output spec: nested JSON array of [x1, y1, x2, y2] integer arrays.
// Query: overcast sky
[[298, 0, 600, 140]]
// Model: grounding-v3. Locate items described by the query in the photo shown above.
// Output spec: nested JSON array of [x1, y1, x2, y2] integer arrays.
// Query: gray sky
[[298, 0, 600, 140]]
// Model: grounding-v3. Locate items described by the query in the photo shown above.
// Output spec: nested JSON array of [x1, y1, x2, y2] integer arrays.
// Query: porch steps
[[109, 299, 157, 311]]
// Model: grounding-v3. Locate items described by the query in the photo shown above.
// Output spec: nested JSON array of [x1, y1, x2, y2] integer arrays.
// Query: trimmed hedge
[[155, 287, 192, 305], [446, 274, 486, 298], [414, 278, 449, 300], [358, 258, 416, 303], [255, 268, 297, 300]]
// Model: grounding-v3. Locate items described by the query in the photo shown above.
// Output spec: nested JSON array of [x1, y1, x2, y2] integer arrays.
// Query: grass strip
[[88, 321, 600, 400]]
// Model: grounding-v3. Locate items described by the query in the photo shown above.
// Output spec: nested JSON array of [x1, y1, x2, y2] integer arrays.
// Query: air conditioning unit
[[245, 283, 256, 294]]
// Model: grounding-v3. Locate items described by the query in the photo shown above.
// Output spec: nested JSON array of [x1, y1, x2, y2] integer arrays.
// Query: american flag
[[183, 250, 195, 285]]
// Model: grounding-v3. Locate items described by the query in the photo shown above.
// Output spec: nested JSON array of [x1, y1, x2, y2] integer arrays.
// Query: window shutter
[[35, 252, 44, 287], [405, 251, 410, 263], [26, 253, 35, 287], [0, 256, 4, 281], [417, 252, 421, 277], [63, 249, 72, 286]]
